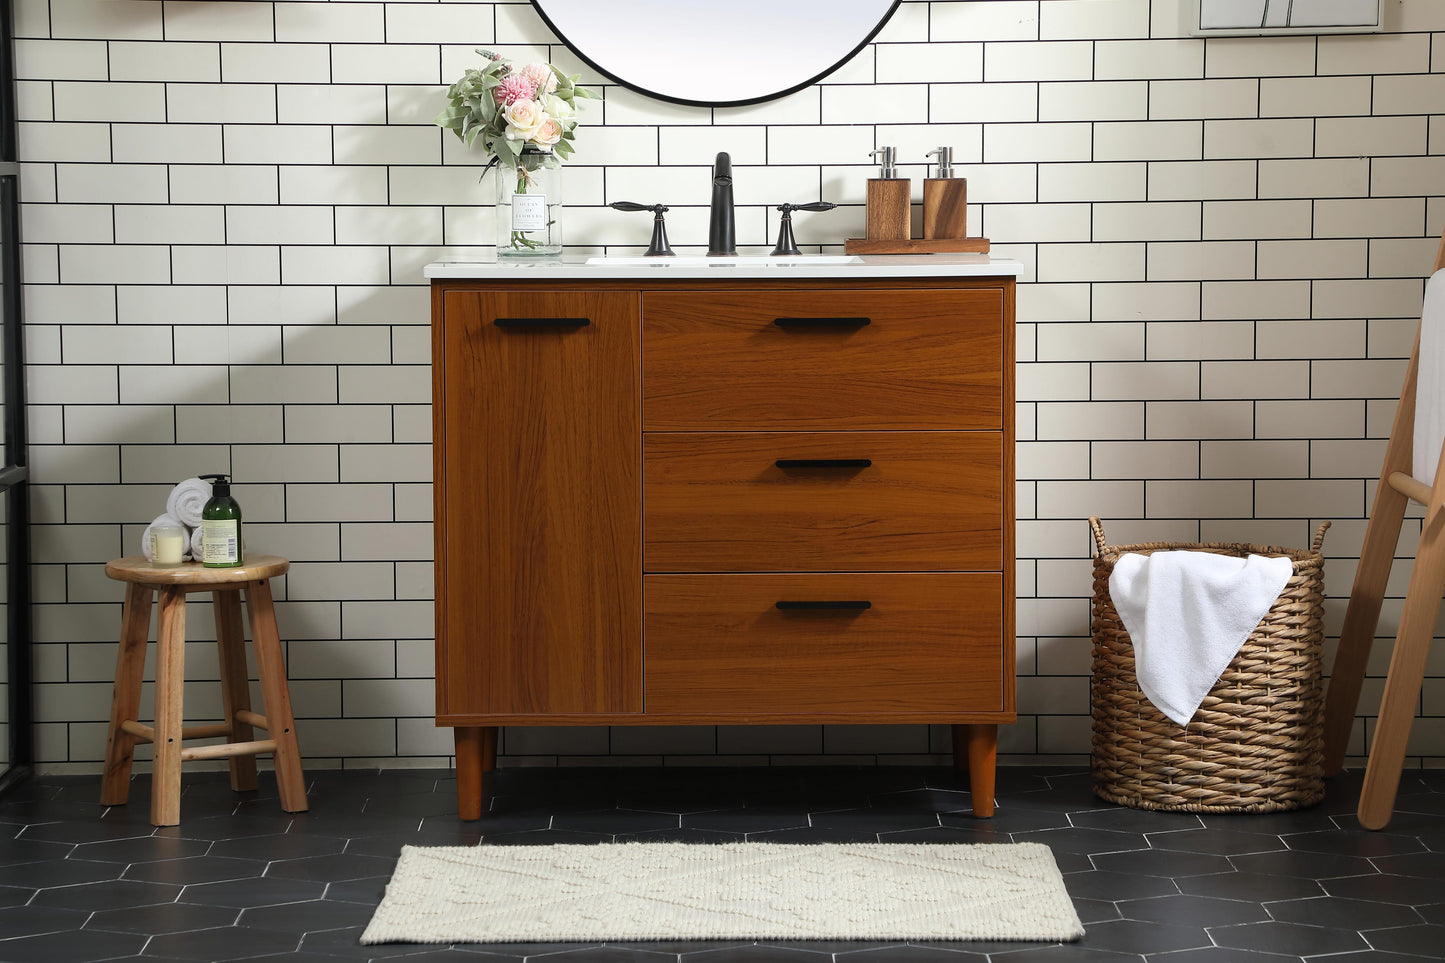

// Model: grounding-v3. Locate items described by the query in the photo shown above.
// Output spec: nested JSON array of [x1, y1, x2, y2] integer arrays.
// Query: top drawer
[[643, 288, 1004, 430]]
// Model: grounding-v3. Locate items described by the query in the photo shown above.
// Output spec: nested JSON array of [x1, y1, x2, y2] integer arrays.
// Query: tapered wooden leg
[[150, 587, 187, 826], [213, 589, 257, 793], [950, 724, 969, 772], [246, 579, 308, 813], [1358, 510, 1445, 830], [1324, 469, 1410, 776], [455, 726, 495, 820], [101, 583, 154, 807], [965, 724, 997, 818]]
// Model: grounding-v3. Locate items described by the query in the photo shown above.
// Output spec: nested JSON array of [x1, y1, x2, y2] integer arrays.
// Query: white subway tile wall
[[16, 0, 1445, 772]]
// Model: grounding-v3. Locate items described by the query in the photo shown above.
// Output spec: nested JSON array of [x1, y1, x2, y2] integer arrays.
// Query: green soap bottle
[[198, 473, 243, 568]]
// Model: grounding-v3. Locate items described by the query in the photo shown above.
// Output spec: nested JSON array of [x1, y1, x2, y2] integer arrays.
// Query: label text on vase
[[511, 194, 547, 231]]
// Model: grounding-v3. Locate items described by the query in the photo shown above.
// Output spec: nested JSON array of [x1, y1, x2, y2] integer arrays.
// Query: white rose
[[532, 117, 563, 148], [502, 98, 545, 140], [544, 93, 574, 120]]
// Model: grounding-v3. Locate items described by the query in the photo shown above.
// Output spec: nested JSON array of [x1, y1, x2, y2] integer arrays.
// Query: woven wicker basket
[[1089, 516, 1329, 813]]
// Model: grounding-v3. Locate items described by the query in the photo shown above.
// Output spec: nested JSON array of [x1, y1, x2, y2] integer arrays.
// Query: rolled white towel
[[190, 525, 203, 562], [140, 514, 188, 561], [167, 477, 211, 528]]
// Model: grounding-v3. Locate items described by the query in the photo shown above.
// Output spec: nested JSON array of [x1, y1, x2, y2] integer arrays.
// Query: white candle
[[152, 525, 186, 566]]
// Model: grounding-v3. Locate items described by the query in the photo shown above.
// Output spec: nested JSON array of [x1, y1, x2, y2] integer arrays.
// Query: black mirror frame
[[529, 0, 901, 109]]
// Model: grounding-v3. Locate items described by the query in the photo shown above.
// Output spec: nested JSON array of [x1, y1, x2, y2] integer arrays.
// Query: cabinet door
[[437, 289, 642, 717]]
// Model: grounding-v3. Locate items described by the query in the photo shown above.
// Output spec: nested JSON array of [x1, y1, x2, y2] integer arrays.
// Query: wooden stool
[[101, 554, 308, 826]]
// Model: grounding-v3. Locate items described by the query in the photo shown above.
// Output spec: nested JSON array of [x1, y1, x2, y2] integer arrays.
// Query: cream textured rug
[[361, 842, 1084, 944]]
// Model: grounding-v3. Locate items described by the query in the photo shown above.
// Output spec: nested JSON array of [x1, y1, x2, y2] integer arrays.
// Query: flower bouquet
[[436, 49, 596, 256]]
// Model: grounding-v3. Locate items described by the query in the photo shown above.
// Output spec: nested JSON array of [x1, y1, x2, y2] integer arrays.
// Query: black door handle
[[775, 600, 872, 611], [773, 317, 870, 328], [774, 459, 872, 469], [494, 317, 590, 328]]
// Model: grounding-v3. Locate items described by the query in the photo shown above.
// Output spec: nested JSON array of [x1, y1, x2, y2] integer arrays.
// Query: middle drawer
[[644, 431, 1002, 572]]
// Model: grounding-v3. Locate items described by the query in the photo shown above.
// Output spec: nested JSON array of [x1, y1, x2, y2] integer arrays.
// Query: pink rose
[[495, 73, 537, 107], [502, 98, 546, 140], [519, 63, 558, 95], [531, 117, 563, 148]]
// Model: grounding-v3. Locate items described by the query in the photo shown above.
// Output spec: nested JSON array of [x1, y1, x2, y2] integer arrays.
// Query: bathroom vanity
[[426, 255, 1021, 819]]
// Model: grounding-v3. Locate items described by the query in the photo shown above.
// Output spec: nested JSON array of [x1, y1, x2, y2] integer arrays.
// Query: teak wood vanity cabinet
[[430, 268, 1016, 820]]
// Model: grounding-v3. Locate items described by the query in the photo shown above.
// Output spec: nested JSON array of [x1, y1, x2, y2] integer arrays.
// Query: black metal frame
[[529, 0, 902, 109], [0, 0, 32, 793]]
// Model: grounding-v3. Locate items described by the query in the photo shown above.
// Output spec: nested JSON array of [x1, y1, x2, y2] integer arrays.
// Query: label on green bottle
[[202, 519, 241, 565]]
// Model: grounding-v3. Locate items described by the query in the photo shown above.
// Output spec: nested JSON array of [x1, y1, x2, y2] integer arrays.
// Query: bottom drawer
[[644, 573, 1003, 716]]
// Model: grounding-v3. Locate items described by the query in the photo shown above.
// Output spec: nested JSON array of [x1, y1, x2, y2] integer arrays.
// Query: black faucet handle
[[777, 201, 837, 214], [610, 200, 669, 214], [609, 201, 674, 256], [771, 201, 836, 256]]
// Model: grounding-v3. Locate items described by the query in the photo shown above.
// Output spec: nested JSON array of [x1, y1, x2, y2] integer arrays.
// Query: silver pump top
[[926, 146, 954, 179], [869, 146, 898, 179]]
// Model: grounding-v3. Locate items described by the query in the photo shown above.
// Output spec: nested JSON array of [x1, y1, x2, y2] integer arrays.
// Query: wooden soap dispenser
[[865, 146, 910, 241], [923, 147, 967, 240]]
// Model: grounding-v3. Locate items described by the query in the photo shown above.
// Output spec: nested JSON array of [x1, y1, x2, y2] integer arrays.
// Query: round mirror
[[531, 0, 901, 108]]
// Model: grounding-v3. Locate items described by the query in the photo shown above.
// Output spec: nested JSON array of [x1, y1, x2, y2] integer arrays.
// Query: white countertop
[[424, 253, 1023, 280]]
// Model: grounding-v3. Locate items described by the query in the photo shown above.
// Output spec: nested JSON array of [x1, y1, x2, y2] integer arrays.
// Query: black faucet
[[707, 152, 736, 256]]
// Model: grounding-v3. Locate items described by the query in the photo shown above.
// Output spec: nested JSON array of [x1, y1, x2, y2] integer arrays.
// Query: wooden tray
[[843, 237, 991, 255]]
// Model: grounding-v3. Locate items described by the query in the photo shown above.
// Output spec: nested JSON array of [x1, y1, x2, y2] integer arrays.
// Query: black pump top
[[199, 473, 232, 497]]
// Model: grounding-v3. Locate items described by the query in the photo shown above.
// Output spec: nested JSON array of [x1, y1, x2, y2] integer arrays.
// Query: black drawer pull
[[775, 458, 872, 469], [494, 317, 590, 328], [773, 317, 871, 328], [775, 600, 872, 611]]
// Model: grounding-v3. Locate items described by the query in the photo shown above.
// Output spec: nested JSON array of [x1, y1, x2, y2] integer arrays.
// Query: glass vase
[[494, 149, 563, 258]]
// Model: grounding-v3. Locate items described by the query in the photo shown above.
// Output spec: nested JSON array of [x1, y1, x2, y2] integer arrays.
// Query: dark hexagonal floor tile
[[477, 828, 613, 846], [0, 835, 74, 864], [1373, 850, 1445, 879], [1176, 871, 1324, 902], [238, 897, 378, 933], [684, 808, 811, 834], [211, 832, 347, 861], [806, 809, 944, 834], [1228, 848, 1375, 879], [1210, 920, 1368, 955], [1063, 870, 1179, 902], [945, 805, 1074, 833], [509, 947, 677, 962], [980, 947, 1137, 961], [617, 828, 747, 844], [17, 819, 154, 844], [551, 809, 683, 835], [264, 852, 397, 882], [0, 857, 123, 888], [74, 833, 212, 863], [1116, 893, 1268, 926], [1072, 897, 1121, 924], [1068, 808, 1202, 833], [0, 928, 149, 962], [1418, 902, 1445, 925], [1081, 918, 1212, 954], [30, 877, 181, 911], [144, 924, 302, 960], [1142, 949, 1298, 961], [1391, 792, 1445, 816], [868, 788, 976, 813], [1266, 894, 1422, 930], [125, 855, 268, 885], [673, 946, 836, 962], [878, 825, 1012, 845], [181, 875, 326, 908], [85, 900, 240, 934], [1284, 829, 1424, 856], [834, 945, 987, 961], [156, 811, 297, 841], [0, 904, 90, 938], [0, 884, 33, 907], [422, 811, 553, 836], [1200, 808, 1338, 833], [1145, 829, 1283, 855], [1321, 872, 1445, 905], [1366, 924, 1445, 957], [323, 875, 390, 905], [1011, 827, 1148, 855], [1091, 848, 1232, 878]]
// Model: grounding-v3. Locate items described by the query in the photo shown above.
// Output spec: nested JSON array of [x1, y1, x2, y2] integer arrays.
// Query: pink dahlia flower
[[495, 73, 537, 106]]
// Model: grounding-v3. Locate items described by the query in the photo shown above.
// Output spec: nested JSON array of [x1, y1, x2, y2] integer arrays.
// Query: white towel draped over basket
[[1108, 550, 1293, 726]]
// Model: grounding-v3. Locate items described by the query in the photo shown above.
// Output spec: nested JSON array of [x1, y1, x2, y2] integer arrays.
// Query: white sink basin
[[585, 254, 862, 267]]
